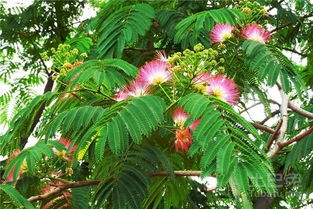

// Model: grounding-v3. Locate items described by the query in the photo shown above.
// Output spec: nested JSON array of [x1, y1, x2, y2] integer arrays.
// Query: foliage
[[1, 0, 313, 209]]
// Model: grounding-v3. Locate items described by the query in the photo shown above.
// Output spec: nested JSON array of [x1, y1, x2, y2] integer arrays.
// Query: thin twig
[[150, 170, 202, 177], [260, 109, 280, 124], [239, 102, 262, 114], [271, 12, 313, 33], [267, 0, 284, 12], [252, 122, 275, 134], [288, 101, 313, 119], [38, 56, 52, 76], [26, 171, 208, 203], [277, 46, 307, 57], [266, 120, 282, 151], [280, 126, 313, 147], [267, 86, 289, 158]]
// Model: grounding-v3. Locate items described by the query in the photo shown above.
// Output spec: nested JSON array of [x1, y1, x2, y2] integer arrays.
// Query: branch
[[252, 122, 275, 134], [239, 102, 261, 114], [266, 120, 282, 151], [150, 170, 202, 177], [267, 87, 289, 158], [267, 0, 284, 12], [288, 101, 313, 119], [277, 46, 307, 57], [271, 12, 313, 33], [20, 76, 54, 148], [270, 98, 313, 119], [32, 42, 52, 76], [280, 126, 313, 147], [27, 170, 207, 202], [260, 109, 280, 125], [28, 180, 100, 202]]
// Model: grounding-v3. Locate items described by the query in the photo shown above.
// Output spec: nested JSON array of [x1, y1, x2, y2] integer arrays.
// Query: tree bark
[[253, 196, 274, 209], [20, 0, 68, 148], [20, 76, 54, 148]]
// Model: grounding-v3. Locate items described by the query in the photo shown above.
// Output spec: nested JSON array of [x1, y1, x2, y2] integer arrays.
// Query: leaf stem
[[159, 84, 173, 102]]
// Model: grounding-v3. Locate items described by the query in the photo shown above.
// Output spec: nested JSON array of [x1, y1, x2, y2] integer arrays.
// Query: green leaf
[[199, 134, 230, 169], [65, 59, 138, 90], [3, 141, 54, 182], [242, 40, 304, 93], [96, 3, 155, 58], [175, 8, 245, 48], [0, 184, 35, 209], [217, 141, 236, 187], [77, 96, 166, 156]]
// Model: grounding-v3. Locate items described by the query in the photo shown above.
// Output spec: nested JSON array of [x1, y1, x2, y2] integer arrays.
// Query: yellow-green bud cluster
[[193, 43, 204, 52], [167, 43, 225, 81], [40, 51, 50, 61], [234, 0, 268, 22], [48, 43, 88, 78]]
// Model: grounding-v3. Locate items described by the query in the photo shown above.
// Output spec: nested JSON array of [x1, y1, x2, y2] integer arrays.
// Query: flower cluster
[[241, 24, 270, 43], [193, 73, 240, 105], [167, 45, 239, 106], [113, 45, 241, 153], [114, 53, 171, 101], [172, 107, 201, 152], [210, 24, 235, 44], [41, 44, 87, 79], [168, 45, 222, 75], [210, 23, 270, 44], [235, 0, 268, 19]]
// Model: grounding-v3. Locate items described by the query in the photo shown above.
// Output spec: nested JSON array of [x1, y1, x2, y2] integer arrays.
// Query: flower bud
[[183, 49, 191, 55], [80, 52, 88, 58], [242, 7, 251, 14], [65, 167, 73, 176], [217, 66, 225, 73], [193, 43, 204, 52], [63, 62, 72, 69], [72, 48, 79, 55]]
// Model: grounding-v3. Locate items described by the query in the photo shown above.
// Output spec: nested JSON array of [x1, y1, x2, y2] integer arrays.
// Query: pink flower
[[114, 79, 150, 101], [59, 138, 77, 153], [172, 107, 201, 131], [138, 60, 171, 85], [174, 128, 193, 152], [172, 107, 189, 127], [189, 119, 201, 131], [126, 79, 150, 97], [241, 24, 271, 43], [206, 74, 240, 105], [114, 90, 130, 101], [172, 108, 202, 152], [192, 73, 212, 93], [193, 73, 212, 84], [155, 51, 168, 62], [210, 24, 235, 43]]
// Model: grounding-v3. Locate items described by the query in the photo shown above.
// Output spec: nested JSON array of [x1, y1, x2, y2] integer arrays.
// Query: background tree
[[0, 0, 313, 208]]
